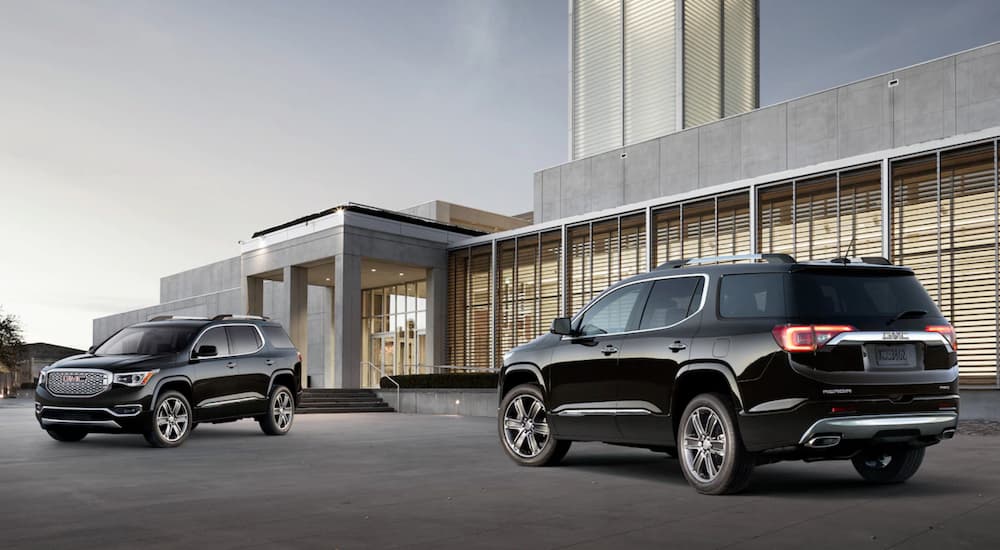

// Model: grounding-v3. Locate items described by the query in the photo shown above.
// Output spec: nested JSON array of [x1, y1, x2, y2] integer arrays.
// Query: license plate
[[872, 344, 916, 369]]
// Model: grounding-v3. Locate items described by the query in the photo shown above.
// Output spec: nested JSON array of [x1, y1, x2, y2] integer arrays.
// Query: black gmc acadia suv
[[35, 315, 302, 448], [496, 255, 959, 494]]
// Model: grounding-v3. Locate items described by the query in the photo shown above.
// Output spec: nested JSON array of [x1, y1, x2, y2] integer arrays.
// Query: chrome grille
[[47, 370, 111, 397]]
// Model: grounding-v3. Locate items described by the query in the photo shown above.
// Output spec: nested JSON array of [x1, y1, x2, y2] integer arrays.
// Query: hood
[[46, 353, 174, 373]]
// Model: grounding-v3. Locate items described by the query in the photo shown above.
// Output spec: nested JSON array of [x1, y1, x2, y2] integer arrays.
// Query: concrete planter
[[374, 388, 497, 417]]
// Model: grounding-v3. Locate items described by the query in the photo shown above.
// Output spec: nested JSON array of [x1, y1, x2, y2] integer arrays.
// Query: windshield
[[95, 325, 201, 356], [791, 271, 941, 318]]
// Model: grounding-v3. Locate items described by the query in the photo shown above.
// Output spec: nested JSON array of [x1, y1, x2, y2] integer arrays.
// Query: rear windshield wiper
[[887, 309, 927, 326]]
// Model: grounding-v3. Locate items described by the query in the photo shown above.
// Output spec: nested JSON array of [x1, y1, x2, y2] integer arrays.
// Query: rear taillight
[[926, 325, 957, 350], [772, 325, 856, 352]]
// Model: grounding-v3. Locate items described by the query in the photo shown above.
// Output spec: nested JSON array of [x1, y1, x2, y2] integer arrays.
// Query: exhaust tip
[[806, 435, 842, 448], [941, 428, 957, 439]]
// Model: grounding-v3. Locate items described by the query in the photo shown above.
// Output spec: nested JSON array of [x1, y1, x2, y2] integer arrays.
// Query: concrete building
[[571, 0, 758, 159], [97, 43, 1000, 415], [16, 343, 86, 387]]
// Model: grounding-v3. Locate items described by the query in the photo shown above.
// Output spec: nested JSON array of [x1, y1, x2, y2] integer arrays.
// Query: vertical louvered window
[[591, 219, 621, 298], [568, 225, 592, 312], [515, 235, 539, 347], [894, 145, 999, 385], [620, 214, 647, 278], [758, 183, 794, 256], [839, 167, 883, 257], [494, 240, 516, 366], [466, 245, 493, 368], [716, 193, 751, 256], [539, 231, 563, 336], [446, 250, 468, 367], [794, 176, 838, 260], [682, 199, 717, 257], [653, 205, 682, 265]]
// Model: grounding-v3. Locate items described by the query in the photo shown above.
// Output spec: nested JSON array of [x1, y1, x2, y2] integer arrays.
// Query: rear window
[[263, 325, 296, 349], [719, 273, 786, 318], [791, 271, 940, 318]]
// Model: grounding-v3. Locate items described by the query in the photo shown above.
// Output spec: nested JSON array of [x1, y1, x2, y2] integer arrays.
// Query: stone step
[[297, 406, 395, 414]]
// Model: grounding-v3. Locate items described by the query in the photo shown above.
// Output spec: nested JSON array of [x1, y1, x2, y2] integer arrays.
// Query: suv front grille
[[47, 370, 111, 397]]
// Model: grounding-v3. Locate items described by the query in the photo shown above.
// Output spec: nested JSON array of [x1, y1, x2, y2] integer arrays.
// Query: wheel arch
[[671, 363, 744, 435], [498, 364, 545, 406], [153, 376, 194, 404]]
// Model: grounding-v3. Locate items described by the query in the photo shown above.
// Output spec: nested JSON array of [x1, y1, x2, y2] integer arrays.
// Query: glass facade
[[446, 140, 1000, 386], [361, 281, 427, 387]]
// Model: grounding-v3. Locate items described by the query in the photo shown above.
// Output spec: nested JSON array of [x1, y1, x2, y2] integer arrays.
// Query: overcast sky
[[2, 0, 999, 349]]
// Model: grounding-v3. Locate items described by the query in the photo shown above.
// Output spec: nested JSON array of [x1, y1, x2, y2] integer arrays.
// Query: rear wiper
[[887, 309, 927, 326]]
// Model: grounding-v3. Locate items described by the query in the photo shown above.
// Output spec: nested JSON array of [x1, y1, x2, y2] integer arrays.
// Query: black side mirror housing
[[550, 317, 574, 336], [195, 345, 218, 358], [87, 346, 96, 355]]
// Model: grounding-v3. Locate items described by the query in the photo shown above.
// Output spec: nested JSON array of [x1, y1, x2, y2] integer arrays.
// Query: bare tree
[[0, 307, 26, 396]]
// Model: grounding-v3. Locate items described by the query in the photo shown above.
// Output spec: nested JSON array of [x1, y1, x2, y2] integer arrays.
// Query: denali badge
[[883, 331, 909, 340], [822, 388, 852, 395]]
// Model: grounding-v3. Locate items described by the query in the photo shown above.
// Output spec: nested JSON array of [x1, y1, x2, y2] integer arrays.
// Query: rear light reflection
[[926, 325, 958, 350], [772, 325, 856, 353]]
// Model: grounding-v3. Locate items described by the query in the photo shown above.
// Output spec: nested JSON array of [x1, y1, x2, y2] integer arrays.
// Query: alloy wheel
[[156, 397, 189, 443], [682, 406, 727, 483], [502, 394, 551, 458], [273, 390, 294, 431]]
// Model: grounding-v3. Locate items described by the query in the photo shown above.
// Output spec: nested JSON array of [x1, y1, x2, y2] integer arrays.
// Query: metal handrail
[[362, 361, 399, 412]]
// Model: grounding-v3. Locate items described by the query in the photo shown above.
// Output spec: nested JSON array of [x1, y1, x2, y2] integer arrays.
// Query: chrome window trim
[[190, 323, 266, 360], [44, 368, 113, 398], [562, 273, 709, 341]]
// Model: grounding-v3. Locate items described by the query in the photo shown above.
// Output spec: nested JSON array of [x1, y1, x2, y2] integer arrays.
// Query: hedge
[[379, 373, 498, 389]]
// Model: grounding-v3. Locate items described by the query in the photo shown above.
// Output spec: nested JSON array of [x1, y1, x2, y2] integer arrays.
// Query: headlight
[[38, 371, 47, 386], [113, 370, 159, 387]]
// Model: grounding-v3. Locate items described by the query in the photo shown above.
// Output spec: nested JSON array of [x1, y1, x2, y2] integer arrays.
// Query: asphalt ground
[[1, 402, 998, 549]]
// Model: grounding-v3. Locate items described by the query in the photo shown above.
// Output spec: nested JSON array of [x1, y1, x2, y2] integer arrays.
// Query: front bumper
[[35, 385, 154, 433]]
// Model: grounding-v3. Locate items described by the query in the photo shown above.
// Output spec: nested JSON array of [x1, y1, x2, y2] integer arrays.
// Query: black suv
[[496, 255, 959, 494], [35, 315, 302, 448]]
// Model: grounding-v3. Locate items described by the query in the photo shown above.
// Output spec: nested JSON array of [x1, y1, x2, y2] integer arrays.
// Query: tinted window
[[95, 325, 200, 355], [263, 326, 295, 349], [719, 273, 786, 318], [639, 277, 704, 330], [195, 327, 230, 356], [227, 326, 262, 355], [791, 272, 940, 318], [577, 284, 646, 336]]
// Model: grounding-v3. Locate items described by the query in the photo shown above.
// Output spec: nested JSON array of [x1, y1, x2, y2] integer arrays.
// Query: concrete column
[[244, 276, 264, 316], [334, 253, 362, 388], [426, 266, 447, 366], [283, 266, 309, 388]]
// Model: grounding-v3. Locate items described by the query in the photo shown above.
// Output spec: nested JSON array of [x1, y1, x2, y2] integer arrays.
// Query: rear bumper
[[798, 412, 958, 445]]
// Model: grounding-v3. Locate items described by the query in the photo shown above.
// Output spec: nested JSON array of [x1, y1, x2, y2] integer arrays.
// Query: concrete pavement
[[1, 407, 998, 549]]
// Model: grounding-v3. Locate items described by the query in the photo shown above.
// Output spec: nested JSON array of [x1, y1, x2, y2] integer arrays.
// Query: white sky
[[2, 0, 998, 349]]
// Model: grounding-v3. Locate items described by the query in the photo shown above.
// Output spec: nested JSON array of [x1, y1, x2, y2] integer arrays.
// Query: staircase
[[296, 388, 395, 414]]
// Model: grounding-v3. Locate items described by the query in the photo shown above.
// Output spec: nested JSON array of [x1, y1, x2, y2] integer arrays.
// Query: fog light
[[113, 405, 142, 416], [34, 402, 42, 413]]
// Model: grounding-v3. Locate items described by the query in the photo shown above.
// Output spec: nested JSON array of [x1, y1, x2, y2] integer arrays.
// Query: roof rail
[[827, 256, 894, 266], [657, 253, 796, 270], [148, 315, 209, 322], [210, 314, 270, 321]]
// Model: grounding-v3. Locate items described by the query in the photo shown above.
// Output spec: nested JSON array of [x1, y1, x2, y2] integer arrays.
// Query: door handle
[[668, 341, 687, 352], [226, 361, 237, 369], [602, 345, 619, 356]]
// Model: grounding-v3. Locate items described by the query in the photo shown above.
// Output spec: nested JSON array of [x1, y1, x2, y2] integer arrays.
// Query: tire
[[677, 393, 754, 495], [46, 428, 87, 442], [852, 447, 925, 484], [498, 384, 571, 467], [143, 390, 193, 448], [259, 385, 295, 436]]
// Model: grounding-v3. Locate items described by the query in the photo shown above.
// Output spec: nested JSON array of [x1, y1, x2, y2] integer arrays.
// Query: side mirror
[[87, 346, 96, 355], [195, 345, 218, 358], [550, 317, 574, 336]]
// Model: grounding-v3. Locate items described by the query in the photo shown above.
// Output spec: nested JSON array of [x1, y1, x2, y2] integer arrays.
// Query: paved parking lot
[[2, 403, 999, 549]]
